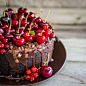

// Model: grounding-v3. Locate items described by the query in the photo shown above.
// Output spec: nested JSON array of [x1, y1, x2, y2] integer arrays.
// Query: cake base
[[0, 37, 66, 85]]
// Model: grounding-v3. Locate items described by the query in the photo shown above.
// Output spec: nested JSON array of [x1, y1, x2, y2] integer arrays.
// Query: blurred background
[[0, 0, 86, 86]]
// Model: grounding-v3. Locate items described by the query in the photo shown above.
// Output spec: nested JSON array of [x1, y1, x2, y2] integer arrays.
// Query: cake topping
[[15, 59, 19, 63]]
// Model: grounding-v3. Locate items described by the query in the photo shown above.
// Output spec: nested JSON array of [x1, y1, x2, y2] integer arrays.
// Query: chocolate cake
[[0, 7, 55, 78]]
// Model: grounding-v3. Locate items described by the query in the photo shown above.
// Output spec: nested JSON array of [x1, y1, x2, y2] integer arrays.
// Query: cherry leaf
[[30, 31, 35, 36]]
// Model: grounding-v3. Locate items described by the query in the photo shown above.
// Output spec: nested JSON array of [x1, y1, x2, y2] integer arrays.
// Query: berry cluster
[[26, 66, 39, 82], [0, 7, 55, 54]]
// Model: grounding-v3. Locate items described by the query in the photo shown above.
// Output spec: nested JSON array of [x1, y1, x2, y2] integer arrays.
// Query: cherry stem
[[26, 12, 30, 22], [5, 0, 8, 11], [27, 24, 31, 36], [17, 19, 21, 33], [15, 8, 17, 13], [0, 21, 2, 26], [23, 0, 26, 10], [40, 30, 43, 36], [4, 12, 5, 17], [45, 10, 50, 22], [8, 19, 12, 35], [46, 53, 49, 66], [18, 24, 26, 39]]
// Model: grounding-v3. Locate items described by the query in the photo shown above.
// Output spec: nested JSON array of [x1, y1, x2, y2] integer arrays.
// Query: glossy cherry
[[5, 28, 15, 33], [4, 8, 14, 16], [0, 28, 4, 34], [36, 35, 46, 44], [36, 27, 43, 33], [32, 23, 38, 30], [1, 23, 8, 29], [0, 49, 5, 54], [23, 32, 34, 42], [43, 29, 50, 36], [12, 35, 25, 46], [40, 66, 53, 77], [2, 38, 8, 44], [35, 17, 42, 24], [0, 35, 4, 41], [0, 17, 10, 23], [21, 19, 30, 26], [4, 34, 14, 41], [28, 12, 35, 20], [0, 43, 4, 48], [18, 7, 28, 14], [11, 19, 19, 27], [4, 44, 9, 49], [50, 33, 55, 38]]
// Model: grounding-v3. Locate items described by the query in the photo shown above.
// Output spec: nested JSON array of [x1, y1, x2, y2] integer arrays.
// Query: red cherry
[[5, 28, 15, 33], [17, 13, 24, 20], [36, 27, 43, 33], [4, 44, 9, 49], [2, 38, 8, 44], [23, 32, 34, 42], [50, 34, 55, 38], [43, 24, 49, 30], [0, 43, 4, 48], [4, 8, 14, 16], [4, 34, 13, 41], [35, 17, 42, 24], [18, 7, 28, 14], [21, 19, 27, 26], [11, 19, 19, 27], [28, 12, 35, 19], [32, 23, 38, 30], [30, 76, 35, 82], [0, 49, 5, 54], [31, 66, 37, 73], [0, 28, 4, 34], [33, 72, 39, 78], [45, 36, 49, 40], [1, 23, 8, 29], [11, 13, 17, 19], [0, 35, 4, 41], [26, 69, 31, 75], [40, 66, 53, 77], [26, 75, 30, 81], [12, 36, 25, 47], [44, 29, 50, 36], [36, 35, 46, 44], [16, 26, 25, 30]]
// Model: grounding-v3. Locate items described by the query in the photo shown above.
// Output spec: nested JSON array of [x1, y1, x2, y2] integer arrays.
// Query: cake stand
[[0, 37, 66, 85]]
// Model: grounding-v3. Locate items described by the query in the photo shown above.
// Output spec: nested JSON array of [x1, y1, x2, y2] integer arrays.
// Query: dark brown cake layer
[[0, 38, 55, 76]]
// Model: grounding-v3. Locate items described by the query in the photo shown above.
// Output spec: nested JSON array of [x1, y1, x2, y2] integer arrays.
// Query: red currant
[[33, 72, 39, 78], [26, 75, 30, 80], [26, 69, 31, 75], [0, 49, 5, 54], [30, 76, 35, 82], [31, 66, 37, 73], [0, 43, 4, 49]]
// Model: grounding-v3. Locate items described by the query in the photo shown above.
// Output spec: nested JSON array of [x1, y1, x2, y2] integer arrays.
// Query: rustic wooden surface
[[0, 8, 86, 86]]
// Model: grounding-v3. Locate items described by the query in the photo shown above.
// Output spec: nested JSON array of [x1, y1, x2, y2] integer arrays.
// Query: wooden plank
[[36, 61, 86, 86]]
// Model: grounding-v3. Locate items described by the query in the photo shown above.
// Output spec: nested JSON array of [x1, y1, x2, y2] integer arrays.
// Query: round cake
[[0, 7, 55, 78]]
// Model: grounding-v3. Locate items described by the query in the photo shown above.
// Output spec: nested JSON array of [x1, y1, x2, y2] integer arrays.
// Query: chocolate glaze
[[0, 38, 55, 77]]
